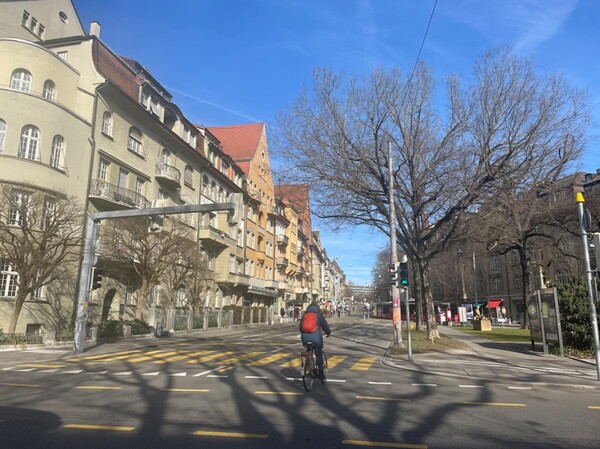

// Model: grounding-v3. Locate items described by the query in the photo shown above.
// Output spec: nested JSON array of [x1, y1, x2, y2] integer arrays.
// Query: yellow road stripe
[[75, 386, 122, 390], [186, 351, 233, 364], [351, 357, 377, 371], [0, 382, 39, 388], [255, 391, 303, 396], [219, 351, 265, 365], [126, 350, 172, 363], [342, 439, 427, 448], [17, 363, 65, 369], [463, 402, 526, 407], [68, 349, 143, 362], [152, 350, 213, 364], [193, 430, 268, 439], [248, 352, 291, 366], [588, 406, 600, 410], [161, 388, 210, 393], [326, 355, 348, 368], [92, 352, 149, 363], [280, 357, 301, 367], [64, 424, 134, 432], [356, 396, 411, 402]]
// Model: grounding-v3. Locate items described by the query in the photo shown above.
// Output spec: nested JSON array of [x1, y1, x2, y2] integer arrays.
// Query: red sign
[[393, 297, 399, 308]]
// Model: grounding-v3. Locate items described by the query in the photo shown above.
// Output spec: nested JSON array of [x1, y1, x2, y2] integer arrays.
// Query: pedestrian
[[293, 307, 300, 321], [337, 307, 341, 319], [280, 306, 285, 318]]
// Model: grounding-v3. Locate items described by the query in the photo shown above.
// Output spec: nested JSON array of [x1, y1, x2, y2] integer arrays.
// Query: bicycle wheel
[[320, 350, 328, 383], [302, 352, 315, 391]]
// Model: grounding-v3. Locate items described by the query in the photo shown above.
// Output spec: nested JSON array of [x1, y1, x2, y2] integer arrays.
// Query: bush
[[556, 277, 595, 352], [98, 319, 151, 338]]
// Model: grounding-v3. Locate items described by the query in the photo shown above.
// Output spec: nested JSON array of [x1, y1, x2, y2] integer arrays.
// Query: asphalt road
[[1, 317, 599, 448]]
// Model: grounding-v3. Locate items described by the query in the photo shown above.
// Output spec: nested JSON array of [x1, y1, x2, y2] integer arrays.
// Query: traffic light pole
[[73, 201, 235, 354], [388, 141, 403, 347]]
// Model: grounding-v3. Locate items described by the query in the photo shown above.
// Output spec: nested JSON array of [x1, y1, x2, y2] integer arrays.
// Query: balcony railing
[[155, 163, 181, 186], [90, 179, 149, 208], [276, 257, 289, 267]]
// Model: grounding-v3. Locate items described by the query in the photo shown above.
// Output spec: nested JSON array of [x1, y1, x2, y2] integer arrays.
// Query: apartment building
[[0, 0, 346, 333]]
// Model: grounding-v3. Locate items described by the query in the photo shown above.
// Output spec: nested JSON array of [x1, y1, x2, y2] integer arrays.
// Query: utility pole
[[388, 141, 403, 347], [576, 192, 600, 381]]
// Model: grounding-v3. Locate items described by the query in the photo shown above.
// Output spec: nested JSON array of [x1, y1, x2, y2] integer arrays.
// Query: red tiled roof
[[208, 123, 265, 173]]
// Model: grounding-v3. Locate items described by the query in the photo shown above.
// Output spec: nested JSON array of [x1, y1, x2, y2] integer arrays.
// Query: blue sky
[[74, 0, 600, 286]]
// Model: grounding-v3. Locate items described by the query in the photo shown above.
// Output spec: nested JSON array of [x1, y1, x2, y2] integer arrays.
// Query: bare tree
[[275, 48, 591, 338], [0, 185, 84, 333], [97, 216, 205, 320]]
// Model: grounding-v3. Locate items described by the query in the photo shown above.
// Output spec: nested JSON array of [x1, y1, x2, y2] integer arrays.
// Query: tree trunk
[[8, 291, 28, 334], [519, 246, 530, 329], [135, 282, 152, 321]]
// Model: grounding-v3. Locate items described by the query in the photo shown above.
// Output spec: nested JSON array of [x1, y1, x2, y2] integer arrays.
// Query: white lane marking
[[412, 383, 437, 387], [13, 368, 35, 372], [286, 377, 302, 381], [245, 376, 268, 379], [38, 369, 59, 373], [2, 367, 15, 371], [207, 375, 228, 378], [368, 381, 392, 385], [459, 385, 484, 388], [193, 366, 226, 377], [89, 370, 108, 375], [326, 379, 346, 383], [114, 371, 133, 376], [142, 371, 160, 376], [63, 370, 83, 374], [508, 386, 532, 390], [169, 372, 187, 377]]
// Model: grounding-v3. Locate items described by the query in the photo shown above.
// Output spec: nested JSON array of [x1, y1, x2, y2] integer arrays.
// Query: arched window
[[49, 135, 65, 170], [127, 127, 143, 155], [42, 80, 56, 100], [18, 125, 40, 160], [10, 69, 32, 91], [161, 148, 171, 165], [102, 111, 112, 136], [184, 165, 193, 186], [0, 119, 6, 154]]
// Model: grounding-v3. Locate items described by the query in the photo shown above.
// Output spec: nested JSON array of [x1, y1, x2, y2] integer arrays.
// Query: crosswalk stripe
[[247, 353, 291, 366], [68, 349, 143, 362], [218, 352, 265, 365], [127, 350, 172, 363], [326, 356, 348, 369], [280, 357, 301, 368], [351, 357, 377, 371], [186, 351, 234, 364], [152, 351, 213, 364]]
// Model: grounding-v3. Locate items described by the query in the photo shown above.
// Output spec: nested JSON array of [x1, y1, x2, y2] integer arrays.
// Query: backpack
[[300, 311, 318, 333]]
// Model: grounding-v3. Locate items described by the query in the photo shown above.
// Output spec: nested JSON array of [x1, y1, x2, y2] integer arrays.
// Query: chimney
[[89, 21, 101, 38]]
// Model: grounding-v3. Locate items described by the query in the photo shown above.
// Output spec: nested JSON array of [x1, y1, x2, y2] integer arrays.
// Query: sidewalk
[[383, 325, 600, 389]]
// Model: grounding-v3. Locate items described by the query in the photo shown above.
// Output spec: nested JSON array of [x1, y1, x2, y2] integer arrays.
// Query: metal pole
[[473, 250, 478, 309], [388, 141, 402, 347], [405, 285, 412, 361], [576, 193, 600, 381], [73, 214, 98, 354]]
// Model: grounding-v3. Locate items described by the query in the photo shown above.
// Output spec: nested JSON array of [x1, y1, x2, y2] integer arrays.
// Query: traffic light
[[399, 261, 409, 286], [91, 268, 103, 290], [388, 263, 399, 285]]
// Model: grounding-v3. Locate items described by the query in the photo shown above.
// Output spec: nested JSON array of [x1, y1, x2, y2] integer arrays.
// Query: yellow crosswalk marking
[[351, 357, 377, 371], [152, 350, 213, 364], [280, 356, 301, 368], [326, 355, 348, 369], [248, 352, 291, 366], [127, 350, 172, 363], [68, 349, 143, 362], [186, 351, 235, 364], [219, 352, 265, 365]]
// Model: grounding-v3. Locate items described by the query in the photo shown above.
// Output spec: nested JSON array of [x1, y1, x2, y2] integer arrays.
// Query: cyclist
[[299, 300, 331, 379]]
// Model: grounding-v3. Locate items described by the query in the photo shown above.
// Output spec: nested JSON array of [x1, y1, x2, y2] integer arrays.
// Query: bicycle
[[300, 341, 328, 391]]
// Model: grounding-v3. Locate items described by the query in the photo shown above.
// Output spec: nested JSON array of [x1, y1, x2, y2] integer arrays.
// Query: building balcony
[[265, 279, 286, 290], [276, 257, 289, 268], [155, 163, 181, 188], [198, 225, 230, 250], [216, 272, 251, 287], [89, 179, 150, 209], [276, 234, 289, 246]]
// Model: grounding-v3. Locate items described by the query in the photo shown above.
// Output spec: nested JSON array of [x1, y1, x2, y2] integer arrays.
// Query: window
[[158, 189, 168, 200], [42, 80, 56, 100], [176, 287, 186, 308], [161, 148, 171, 166], [18, 125, 40, 160], [0, 260, 18, 298], [98, 158, 109, 181], [135, 177, 145, 196], [38, 24, 45, 39], [184, 166, 193, 186], [0, 119, 6, 154], [49, 135, 65, 170], [102, 111, 112, 136], [127, 127, 143, 156], [221, 159, 230, 176], [125, 279, 135, 304], [492, 277, 503, 292], [490, 256, 499, 270], [57, 51, 68, 61], [22, 10, 30, 27], [41, 198, 55, 231], [10, 69, 32, 91], [229, 255, 236, 273], [8, 190, 30, 226]]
